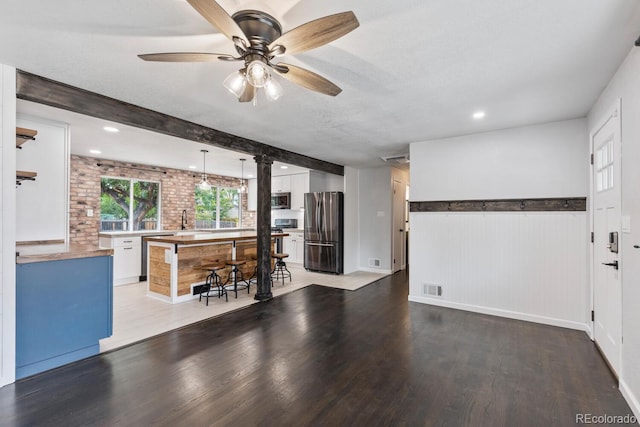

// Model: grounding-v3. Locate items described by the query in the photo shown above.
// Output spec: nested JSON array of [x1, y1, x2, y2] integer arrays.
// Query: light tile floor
[[100, 264, 388, 352]]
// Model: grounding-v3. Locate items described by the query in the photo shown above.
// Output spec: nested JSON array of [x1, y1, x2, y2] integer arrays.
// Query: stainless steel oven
[[271, 192, 291, 209]]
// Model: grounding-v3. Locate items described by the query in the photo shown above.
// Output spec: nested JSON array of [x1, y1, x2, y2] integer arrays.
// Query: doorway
[[392, 179, 405, 273], [591, 100, 622, 376]]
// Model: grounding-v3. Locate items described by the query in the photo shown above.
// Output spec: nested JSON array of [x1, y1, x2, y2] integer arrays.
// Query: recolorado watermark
[[576, 413, 637, 424]]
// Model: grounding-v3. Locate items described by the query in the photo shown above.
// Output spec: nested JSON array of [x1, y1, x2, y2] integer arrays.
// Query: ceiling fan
[[138, 0, 359, 103]]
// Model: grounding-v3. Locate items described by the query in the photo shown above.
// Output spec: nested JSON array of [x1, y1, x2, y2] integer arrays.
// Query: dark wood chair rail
[[410, 197, 587, 212]]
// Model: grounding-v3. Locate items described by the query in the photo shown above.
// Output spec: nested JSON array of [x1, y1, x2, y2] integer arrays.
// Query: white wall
[[343, 167, 359, 274], [358, 166, 409, 273], [1, 64, 16, 387], [15, 115, 68, 242], [409, 119, 590, 331], [409, 212, 588, 329], [588, 47, 640, 419], [271, 208, 304, 227], [411, 119, 588, 201], [358, 167, 392, 272]]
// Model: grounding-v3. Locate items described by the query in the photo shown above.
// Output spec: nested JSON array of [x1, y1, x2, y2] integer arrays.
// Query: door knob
[[602, 260, 619, 270], [634, 245, 640, 249]]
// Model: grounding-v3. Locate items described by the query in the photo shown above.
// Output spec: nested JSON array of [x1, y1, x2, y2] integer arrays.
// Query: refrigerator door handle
[[316, 199, 321, 236], [305, 242, 334, 247]]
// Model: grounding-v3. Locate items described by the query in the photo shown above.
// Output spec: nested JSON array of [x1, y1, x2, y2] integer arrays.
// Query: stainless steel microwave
[[271, 192, 291, 209]]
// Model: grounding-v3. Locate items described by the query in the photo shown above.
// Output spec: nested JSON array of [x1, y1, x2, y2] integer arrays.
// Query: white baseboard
[[620, 378, 640, 423], [583, 322, 594, 340], [114, 276, 141, 286], [146, 291, 198, 304], [359, 267, 393, 274], [407, 295, 589, 332]]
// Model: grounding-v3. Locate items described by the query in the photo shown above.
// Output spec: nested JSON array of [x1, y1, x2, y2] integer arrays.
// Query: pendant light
[[198, 149, 211, 191], [239, 158, 247, 193]]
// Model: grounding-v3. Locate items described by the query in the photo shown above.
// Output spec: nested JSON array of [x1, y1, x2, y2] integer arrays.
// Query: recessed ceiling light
[[280, 165, 288, 169], [103, 126, 119, 133], [472, 111, 486, 120], [89, 149, 102, 154], [188, 165, 197, 169]]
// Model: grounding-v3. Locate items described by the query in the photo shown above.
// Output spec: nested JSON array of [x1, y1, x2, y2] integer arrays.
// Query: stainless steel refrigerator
[[304, 191, 344, 274]]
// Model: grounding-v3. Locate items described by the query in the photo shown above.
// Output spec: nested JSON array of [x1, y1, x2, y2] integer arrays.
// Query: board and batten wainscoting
[[408, 198, 589, 332]]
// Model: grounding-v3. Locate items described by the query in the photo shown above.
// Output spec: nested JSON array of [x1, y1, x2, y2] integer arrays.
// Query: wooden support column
[[254, 154, 273, 301]]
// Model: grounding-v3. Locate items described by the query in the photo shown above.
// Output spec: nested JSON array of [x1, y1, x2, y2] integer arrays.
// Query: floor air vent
[[424, 284, 442, 297]]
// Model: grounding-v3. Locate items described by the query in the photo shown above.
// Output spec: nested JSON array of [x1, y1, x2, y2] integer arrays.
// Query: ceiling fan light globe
[[264, 78, 283, 101], [224, 71, 247, 98], [246, 60, 270, 88]]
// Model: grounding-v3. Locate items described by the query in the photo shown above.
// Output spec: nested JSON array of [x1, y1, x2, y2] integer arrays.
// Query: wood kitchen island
[[144, 231, 288, 303]]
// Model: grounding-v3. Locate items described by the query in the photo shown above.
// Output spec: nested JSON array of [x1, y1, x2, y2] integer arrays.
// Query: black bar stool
[[271, 253, 291, 285], [225, 259, 250, 298], [200, 263, 227, 305], [246, 255, 258, 285], [246, 254, 276, 287]]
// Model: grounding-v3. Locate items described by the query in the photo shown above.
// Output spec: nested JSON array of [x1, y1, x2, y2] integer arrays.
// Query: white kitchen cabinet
[[271, 171, 343, 212], [102, 236, 142, 285], [247, 178, 257, 211], [293, 233, 304, 264], [283, 235, 296, 259], [283, 232, 304, 264], [272, 175, 291, 193], [290, 173, 309, 211]]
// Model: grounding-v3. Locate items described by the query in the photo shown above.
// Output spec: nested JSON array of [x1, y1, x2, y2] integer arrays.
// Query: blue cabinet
[[16, 255, 113, 379]]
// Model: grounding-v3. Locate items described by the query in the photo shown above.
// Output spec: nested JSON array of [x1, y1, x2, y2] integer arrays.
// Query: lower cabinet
[[101, 236, 141, 285], [16, 255, 113, 379], [283, 232, 304, 264]]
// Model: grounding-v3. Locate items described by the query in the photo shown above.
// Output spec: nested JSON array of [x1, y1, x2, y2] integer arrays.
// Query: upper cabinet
[[247, 170, 345, 212], [272, 175, 291, 193], [290, 173, 309, 211], [270, 171, 344, 211]]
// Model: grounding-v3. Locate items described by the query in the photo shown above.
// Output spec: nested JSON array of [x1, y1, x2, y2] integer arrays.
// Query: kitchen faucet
[[181, 209, 187, 230]]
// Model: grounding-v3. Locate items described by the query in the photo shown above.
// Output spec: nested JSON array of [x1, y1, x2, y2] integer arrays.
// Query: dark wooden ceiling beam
[[16, 70, 344, 176]]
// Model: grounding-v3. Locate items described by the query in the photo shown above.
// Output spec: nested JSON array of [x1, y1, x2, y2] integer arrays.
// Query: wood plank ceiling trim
[[16, 70, 344, 176], [409, 197, 587, 212]]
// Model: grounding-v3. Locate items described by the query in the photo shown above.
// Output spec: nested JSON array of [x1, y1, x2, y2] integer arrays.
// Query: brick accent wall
[[69, 155, 256, 246]]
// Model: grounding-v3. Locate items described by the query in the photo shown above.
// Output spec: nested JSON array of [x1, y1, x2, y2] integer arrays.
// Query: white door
[[392, 179, 405, 273], [592, 102, 622, 376]]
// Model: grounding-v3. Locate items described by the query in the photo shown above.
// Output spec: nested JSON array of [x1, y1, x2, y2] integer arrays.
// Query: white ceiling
[[17, 99, 308, 178], [3, 0, 640, 175]]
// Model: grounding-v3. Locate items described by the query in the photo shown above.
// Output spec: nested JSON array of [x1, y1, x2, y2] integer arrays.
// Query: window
[[596, 137, 614, 193], [101, 177, 160, 231], [195, 186, 240, 229]]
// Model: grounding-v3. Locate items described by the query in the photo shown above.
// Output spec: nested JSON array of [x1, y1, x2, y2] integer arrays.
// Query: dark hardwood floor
[[0, 270, 635, 426]]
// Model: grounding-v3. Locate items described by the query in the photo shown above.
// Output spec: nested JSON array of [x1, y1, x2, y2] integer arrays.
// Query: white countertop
[[99, 228, 256, 238]]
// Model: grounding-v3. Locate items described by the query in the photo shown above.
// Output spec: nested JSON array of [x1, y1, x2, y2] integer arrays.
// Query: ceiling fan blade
[[268, 11, 359, 55], [274, 63, 342, 96], [239, 84, 256, 103], [138, 52, 237, 62], [187, 0, 248, 45]]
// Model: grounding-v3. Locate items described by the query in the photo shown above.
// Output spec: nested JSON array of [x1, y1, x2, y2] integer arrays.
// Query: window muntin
[[195, 186, 240, 229], [596, 137, 614, 193]]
